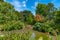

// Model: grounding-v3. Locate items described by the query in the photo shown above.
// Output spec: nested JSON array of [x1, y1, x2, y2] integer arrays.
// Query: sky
[[4, 0, 60, 15]]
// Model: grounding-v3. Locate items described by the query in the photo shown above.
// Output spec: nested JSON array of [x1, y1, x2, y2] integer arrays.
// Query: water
[[29, 32, 36, 40], [29, 32, 52, 40]]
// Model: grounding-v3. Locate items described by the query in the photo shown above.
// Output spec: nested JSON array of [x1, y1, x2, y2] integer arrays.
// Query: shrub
[[33, 22, 45, 32], [26, 17, 34, 25], [0, 30, 32, 40], [33, 22, 55, 35], [2, 21, 25, 31], [57, 35, 60, 40], [56, 24, 60, 34]]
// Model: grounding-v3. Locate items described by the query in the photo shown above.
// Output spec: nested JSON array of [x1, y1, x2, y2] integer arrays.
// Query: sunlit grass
[[57, 35, 60, 40]]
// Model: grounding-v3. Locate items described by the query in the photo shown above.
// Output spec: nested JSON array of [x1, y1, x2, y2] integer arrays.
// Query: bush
[[33, 22, 55, 35], [33, 22, 45, 32], [26, 17, 34, 25], [0, 30, 32, 40], [57, 35, 60, 40], [2, 21, 25, 31], [56, 24, 60, 34]]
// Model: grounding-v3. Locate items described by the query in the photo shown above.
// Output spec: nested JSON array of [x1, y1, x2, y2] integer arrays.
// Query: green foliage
[[0, 2, 14, 13], [33, 22, 45, 32], [0, 0, 4, 2], [0, 0, 60, 40], [57, 35, 60, 40], [20, 10, 34, 24], [26, 13, 34, 24], [33, 22, 56, 35], [0, 13, 5, 24], [0, 2, 18, 24], [35, 32, 52, 40], [2, 21, 25, 31], [55, 24, 60, 33], [36, 3, 54, 19], [38, 34, 49, 40], [53, 11, 60, 33], [0, 31, 52, 40], [35, 2, 60, 34], [54, 11, 60, 24], [36, 3, 48, 16], [0, 30, 32, 40]]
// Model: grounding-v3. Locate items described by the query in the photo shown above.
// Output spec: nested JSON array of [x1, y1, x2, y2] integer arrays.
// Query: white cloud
[[22, 1, 26, 7], [22, 1, 26, 4], [9, 0, 27, 11], [11, 0, 21, 8], [4, 0, 6, 2], [23, 4, 26, 7], [15, 7, 22, 12], [4, 0, 22, 11], [10, 0, 22, 11]]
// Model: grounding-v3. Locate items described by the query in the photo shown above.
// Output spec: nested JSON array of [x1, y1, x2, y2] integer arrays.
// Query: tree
[[26, 12, 34, 24], [0, 0, 4, 2], [36, 3, 48, 17], [54, 11, 60, 24], [47, 3, 54, 12], [20, 10, 34, 24], [34, 14, 44, 22], [14, 11, 23, 21], [0, 1, 15, 23], [54, 11, 60, 32], [36, 3, 54, 20], [0, 2, 15, 14]]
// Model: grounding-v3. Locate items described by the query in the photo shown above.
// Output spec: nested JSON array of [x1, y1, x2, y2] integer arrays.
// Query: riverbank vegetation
[[0, 0, 60, 40]]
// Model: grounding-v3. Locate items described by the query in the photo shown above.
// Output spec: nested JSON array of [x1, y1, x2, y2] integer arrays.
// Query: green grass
[[0, 30, 32, 40], [35, 32, 52, 40], [0, 30, 53, 40], [57, 35, 60, 40], [0, 21, 25, 31]]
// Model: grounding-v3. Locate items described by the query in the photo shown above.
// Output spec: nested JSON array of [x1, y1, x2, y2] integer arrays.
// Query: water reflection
[[29, 31, 53, 40], [29, 32, 35, 40]]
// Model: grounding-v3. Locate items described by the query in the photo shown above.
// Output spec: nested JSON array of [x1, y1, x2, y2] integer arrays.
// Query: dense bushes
[[33, 22, 44, 32], [0, 0, 60, 40], [35, 3, 60, 35], [0, 30, 52, 40], [1, 21, 25, 31], [55, 24, 60, 34], [33, 22, 56, 35], [0, 30, 32, 40]]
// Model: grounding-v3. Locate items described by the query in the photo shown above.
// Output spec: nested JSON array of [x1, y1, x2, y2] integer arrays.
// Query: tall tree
[[54, 11, 60, 24], [53, 11, 60, 32], [36, 3, 55, 22], [34, 14, 44, 22], [0, 0, 4, 2], [0, 2, 15, 14], [0, 1, 15, 23], [36, 3, 48, 16], [20, 10, 34, 24]]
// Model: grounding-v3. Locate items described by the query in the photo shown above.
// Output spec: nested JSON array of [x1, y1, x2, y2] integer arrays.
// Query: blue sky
[[4, 0, 60, 15]]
